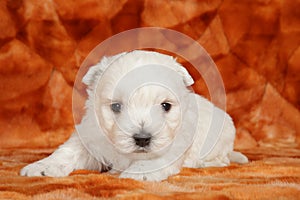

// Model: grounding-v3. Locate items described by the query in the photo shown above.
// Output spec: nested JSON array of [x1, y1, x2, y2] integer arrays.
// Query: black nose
[[133, 133, 151, 147]]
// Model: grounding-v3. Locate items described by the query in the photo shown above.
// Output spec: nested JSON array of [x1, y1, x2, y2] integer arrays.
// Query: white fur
[[20, 50, 248, 181]]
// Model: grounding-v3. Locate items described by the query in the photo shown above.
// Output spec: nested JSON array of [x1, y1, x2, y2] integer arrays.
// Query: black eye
[[111, 103, 122, 113], [161, 102, 172, 112]]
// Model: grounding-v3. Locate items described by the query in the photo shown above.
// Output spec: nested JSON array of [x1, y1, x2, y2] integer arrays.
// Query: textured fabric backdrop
[[0, 0, 299, 149]]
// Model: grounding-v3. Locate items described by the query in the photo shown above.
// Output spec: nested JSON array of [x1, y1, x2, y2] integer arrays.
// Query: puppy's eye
[[161, 102, 172, 112], [111, 103, 122, 113]]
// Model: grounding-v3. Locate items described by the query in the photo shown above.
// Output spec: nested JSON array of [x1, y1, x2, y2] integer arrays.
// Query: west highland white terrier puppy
[[21, 50, 248, 181]]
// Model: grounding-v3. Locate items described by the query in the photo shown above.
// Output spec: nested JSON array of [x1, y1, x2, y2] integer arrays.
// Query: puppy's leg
[[198, 122, 248, 168], [119, 157, 183, 182], [183, 96, 248, 168], [20, 133, 103, 177], [228, 151, 248, 164], [201, 151, 248, 167]]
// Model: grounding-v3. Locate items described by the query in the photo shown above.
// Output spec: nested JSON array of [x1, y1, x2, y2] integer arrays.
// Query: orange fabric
[[1, 148, 299, 199]]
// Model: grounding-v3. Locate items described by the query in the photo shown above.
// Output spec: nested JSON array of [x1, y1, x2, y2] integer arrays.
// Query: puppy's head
[[83, 50, 194, 157]]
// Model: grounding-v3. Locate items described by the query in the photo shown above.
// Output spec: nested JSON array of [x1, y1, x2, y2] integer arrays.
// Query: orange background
[[0, 0, 299, 150]]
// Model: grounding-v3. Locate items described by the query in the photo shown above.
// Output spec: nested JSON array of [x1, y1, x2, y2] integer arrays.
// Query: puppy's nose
[[133, 133, 151, 147]]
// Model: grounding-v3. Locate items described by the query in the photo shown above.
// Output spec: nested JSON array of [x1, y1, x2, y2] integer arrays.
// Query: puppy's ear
[[176, 64, 194, 87], [82, 64, 102, 86], [82, 52, 126, 86]]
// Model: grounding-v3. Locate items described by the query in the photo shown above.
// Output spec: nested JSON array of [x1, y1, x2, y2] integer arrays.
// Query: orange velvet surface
[[1, 148, 300, 199]]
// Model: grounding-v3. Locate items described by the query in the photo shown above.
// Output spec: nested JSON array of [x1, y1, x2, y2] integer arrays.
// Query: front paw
[[119, 168, 175, 182], [119, 171, 162, 182], [20, 160, 72, 177]]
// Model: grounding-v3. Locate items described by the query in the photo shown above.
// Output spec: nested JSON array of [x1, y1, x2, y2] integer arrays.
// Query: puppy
[[21, 50, 248, 181]]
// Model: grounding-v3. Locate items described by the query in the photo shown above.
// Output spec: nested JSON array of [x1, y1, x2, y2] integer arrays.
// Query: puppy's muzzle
[[133, 132, 151, 147]]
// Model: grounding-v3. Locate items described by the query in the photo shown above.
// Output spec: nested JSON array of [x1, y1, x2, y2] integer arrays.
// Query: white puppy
[[21, 50, 248, 181]]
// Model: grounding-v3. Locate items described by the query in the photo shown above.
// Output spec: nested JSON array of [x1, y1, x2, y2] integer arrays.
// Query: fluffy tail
[[229, 151, 248, 164]]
